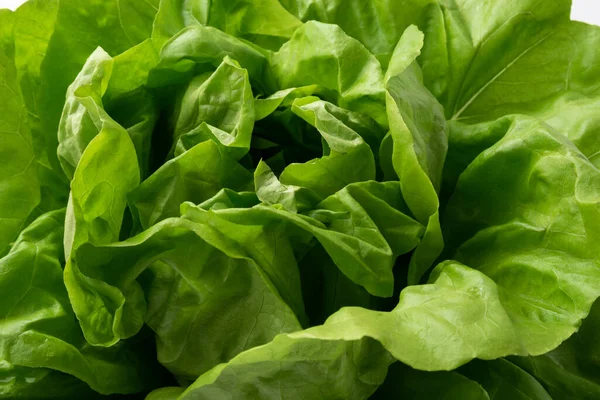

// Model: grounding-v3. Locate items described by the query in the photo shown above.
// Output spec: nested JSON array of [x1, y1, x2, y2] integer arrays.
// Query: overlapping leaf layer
[[1, 0, 600, 398]]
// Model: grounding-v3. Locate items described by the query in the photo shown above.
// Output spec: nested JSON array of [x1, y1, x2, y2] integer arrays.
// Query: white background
[[1, 0, 600, 24], [572, 0, 600, 25]]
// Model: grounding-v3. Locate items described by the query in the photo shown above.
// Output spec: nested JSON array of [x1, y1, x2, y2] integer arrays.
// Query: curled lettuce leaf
[[271, 21, 387, 126], [383, 25, 446, 284], [153, 0, 302, 50], [157, 115, 600, 398], [0, 210, 162, 397], [76, 216, 304, 380], [170, 56, 256, 159]]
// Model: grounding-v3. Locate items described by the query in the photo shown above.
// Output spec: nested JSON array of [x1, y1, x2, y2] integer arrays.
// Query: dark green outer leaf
[[0, 9, 40, 257], [512, 299, 600, 399], [155, 336, 393, 400], [460, 359, 551, 400], [372, 362, 489, 400], [0, 210, 161, 397], [12, 0, 69, 215]]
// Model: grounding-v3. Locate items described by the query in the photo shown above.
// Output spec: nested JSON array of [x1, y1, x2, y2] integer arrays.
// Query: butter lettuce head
[[1, 0, 600, 399]]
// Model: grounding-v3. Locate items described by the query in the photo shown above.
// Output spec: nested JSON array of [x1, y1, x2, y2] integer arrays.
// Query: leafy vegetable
[[2, 0, 600, 399]]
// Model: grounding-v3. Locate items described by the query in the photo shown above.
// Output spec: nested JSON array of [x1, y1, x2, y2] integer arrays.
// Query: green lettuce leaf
[[149, 24, 275, 93], [11, 0, 69, 214], [459, 359, 551, 400], [420, 0, 600, 166], [153, 0, 302, 50], [278, 97, 377, 199], [149, 335, 392, 400], [0, 9, 41, 257], [38, 0, 158, 129], [271, 21, 387, 126], [443, 117, 600, 352], [170, 56, 255, 160], [373, 362, 489, 400], [512, 299, 600, 399], [0, 210, 162, 398], [384, 25, 446, 284], [279, 0, 435, 59], [75, 216, 304, 381], [62, 68, 142, 345], [4, 1, 600, 398], [165, 114, 600, 397], [130, 139, 253, 230]]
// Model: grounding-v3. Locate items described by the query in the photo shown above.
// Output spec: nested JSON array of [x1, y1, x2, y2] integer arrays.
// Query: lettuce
[[1, 0, 600, 399]]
